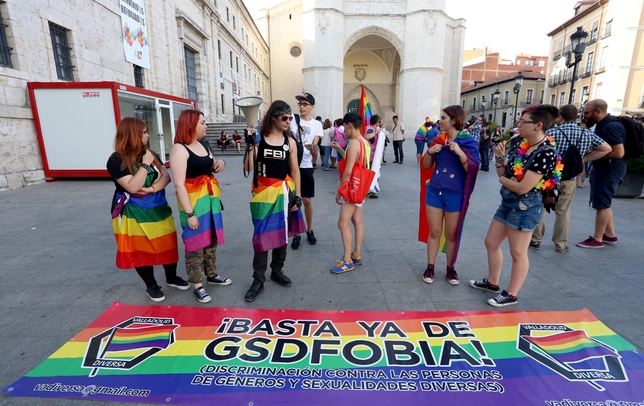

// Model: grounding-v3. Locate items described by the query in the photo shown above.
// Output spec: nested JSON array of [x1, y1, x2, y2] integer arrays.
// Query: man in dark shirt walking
[[478, 122, 492, 172]]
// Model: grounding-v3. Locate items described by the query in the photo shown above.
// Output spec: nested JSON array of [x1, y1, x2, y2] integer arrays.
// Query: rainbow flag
[[111, 190, 179, 269], [105, 325, 178, 353], [250, 176, 306, 252], [524, 330, 617, 364], [359, 85, 372, 136], [4, 305, 644, 404], [177, 175, 224, 252]]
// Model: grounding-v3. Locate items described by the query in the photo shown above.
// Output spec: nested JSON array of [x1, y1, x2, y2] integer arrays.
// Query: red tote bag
[[337, 139, 375, 203]]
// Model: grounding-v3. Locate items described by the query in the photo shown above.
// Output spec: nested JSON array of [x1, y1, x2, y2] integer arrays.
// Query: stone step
[[206, 122, 250, 155]]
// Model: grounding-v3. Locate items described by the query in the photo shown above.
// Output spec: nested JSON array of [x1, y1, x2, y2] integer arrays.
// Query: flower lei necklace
[[510, 136, 563, 191]]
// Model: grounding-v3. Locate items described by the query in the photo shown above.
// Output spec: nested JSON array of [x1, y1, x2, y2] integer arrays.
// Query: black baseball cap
[[342, 112, 361, 125], [295, 92, 315, 105]]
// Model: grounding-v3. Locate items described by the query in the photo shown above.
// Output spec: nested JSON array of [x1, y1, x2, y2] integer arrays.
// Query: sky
[[241, 0, 581, 58]]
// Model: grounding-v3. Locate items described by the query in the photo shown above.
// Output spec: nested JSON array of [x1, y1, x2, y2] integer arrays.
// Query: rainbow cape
[[177, 175, 225, 252], [250, 176, 306, 252], [418, 131, 479, 266], [111, 190, 179, 269], [359, 85, 372, 136], [5, 305, 644, 404]]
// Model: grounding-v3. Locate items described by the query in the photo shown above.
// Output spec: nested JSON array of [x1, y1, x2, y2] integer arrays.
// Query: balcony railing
[[602, 26, 612, 38], [581, 69, 592, 78], [554, 50, 562, 60], [588, 30, 598, 44], [596, 65, 606, 74], [550, 76, 559, 87]]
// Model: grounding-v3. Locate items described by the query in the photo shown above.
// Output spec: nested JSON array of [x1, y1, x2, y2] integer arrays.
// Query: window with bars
[[49, 22, 74, 81], [217, 40, 221, 60], [184, 48, 197, 102], [229, 51, 233, 68], [0, 8, 13, 68], [134, 65, 144, 88], [221, 94, 225, 114]]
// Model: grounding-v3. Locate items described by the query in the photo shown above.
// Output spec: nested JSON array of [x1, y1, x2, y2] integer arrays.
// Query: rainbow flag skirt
[[111, 190, 179, 269], [250, 176, 306, 252], [178, 175, 225, 252]]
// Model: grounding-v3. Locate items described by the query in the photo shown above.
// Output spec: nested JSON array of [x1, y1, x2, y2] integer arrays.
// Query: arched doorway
[[347, 99, 358, 113], [343, 33, 401, 128]]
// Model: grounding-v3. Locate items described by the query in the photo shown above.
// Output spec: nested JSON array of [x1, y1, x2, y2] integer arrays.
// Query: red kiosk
[[28, 81, 195, 179]]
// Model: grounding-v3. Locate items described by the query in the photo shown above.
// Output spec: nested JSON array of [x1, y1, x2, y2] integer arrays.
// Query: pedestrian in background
[[478, 122, 491, 172], [321, 118, 333, 171], [415, 118, 432, 164], [391, 115, 405, 164]]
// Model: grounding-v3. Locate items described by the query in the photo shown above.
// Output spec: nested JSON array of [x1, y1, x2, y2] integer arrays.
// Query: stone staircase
[[206, 122, 249, 155]]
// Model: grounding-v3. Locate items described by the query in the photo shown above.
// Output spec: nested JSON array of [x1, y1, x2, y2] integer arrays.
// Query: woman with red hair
[[170, 110, 231, 304], [106, 117, 189, 302]]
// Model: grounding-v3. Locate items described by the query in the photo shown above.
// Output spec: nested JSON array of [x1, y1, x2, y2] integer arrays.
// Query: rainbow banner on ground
[[359, 85, 372, 136], [4, 304, 644, 405], [178, 175, 225, 251]]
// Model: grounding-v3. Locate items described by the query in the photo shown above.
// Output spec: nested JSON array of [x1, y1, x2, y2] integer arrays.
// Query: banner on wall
[[232, 71, 241, 98], [120, 0, 150, 69], [3, 303, 644, 405]]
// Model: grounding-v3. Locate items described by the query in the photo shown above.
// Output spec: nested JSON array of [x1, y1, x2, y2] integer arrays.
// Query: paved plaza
[[1, 141, 643, 405]]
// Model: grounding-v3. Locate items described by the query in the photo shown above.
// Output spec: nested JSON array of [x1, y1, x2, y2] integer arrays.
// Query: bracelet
[[461, 159, 467, 165], [140, 162, 151, 170], [495, 157, 505, 164], [495, 164, 504, 168], [152, 186, 157, 193], [186, 212, 196, 218]]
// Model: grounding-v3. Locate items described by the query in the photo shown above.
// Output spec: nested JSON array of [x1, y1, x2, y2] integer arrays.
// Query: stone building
[[545, 0, 644, 116], [462, 50, 548, 90], [0, 0, 269, 190], [460, 71, 547, 131], [255, 0, 466, 129]]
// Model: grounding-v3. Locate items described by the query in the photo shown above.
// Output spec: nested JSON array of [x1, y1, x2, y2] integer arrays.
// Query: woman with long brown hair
[[170, 110, 231, 304], [106, 117, 189, 302]]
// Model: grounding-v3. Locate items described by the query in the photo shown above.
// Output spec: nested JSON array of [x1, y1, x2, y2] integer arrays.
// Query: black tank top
[[181, 140, 213, 178], [256, 135, 290, 180]]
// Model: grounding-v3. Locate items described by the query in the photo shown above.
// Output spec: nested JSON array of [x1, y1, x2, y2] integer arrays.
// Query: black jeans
[[135, 263, 178, 289], [393, 140, 404, 161], [252, 245, 287, 282], [479, 148, 489, 171]]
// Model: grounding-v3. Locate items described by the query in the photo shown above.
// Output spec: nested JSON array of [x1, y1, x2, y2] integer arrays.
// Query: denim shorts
[[493, 187, 543, 232], [590, 160, 626, 210], [415, 139, 426, 154], [425, 186, 464, 213]]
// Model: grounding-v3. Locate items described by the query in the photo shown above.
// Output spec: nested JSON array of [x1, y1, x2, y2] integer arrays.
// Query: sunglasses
[[278, 115, 293, 122]]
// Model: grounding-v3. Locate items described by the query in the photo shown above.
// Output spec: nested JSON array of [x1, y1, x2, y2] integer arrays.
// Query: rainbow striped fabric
[[524, 330, 617, 364], [177, 175, 224, 252], [359, 85, 372, 136], [111, 191, 179, 269], [250, 176, 306, 252], [4, 305, 644, 405], [105, 325, 178, 353]]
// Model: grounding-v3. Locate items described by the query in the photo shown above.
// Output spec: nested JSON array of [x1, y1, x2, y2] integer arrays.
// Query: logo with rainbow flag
[[518, 324, 627, 391], [82, 317, 179, 377]]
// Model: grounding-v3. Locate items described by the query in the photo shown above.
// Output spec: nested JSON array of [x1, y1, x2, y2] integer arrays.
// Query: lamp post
[[566, 26, 588, 105], [512, 72, 524, 124], [492, 88, 500, 123]]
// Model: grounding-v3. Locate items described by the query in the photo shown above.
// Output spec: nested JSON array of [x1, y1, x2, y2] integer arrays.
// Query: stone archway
[[343, 31, 400, 127]]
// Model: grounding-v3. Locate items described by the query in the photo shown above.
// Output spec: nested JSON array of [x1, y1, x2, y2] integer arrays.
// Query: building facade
[[546, 0, 644, 116], [256, 0, 466, 129], [0, 0, 269, 190], [460, 71, 546, 130], [462, 50, 548, 90]]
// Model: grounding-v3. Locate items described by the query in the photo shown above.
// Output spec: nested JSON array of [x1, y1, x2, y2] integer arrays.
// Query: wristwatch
[[186, 212, 196, 218]]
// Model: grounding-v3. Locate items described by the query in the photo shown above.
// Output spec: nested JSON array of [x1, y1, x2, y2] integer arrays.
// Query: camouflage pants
[[185, 233, 218, 284]]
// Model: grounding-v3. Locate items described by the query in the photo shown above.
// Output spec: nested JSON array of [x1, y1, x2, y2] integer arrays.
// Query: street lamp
[[492, 89, 500, 123], [512, 72, 524, 124], [566, 26, 588, 105]]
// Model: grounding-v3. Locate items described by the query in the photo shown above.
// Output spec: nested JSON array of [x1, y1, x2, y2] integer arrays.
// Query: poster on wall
[[120, 0, 150, 69], [3, 303, 644, 405], [219, 60, 225, 88], [232, 71, 241, 98]]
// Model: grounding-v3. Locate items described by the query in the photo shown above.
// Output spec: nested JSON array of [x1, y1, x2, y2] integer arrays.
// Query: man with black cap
[[290, 92, 323, 249]]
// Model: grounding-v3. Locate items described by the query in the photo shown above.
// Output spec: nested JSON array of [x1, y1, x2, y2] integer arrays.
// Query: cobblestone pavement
[[1, 142, 643, 405]]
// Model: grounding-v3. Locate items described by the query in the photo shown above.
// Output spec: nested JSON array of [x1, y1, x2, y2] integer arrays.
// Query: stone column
[[301, 0, 345, 120]]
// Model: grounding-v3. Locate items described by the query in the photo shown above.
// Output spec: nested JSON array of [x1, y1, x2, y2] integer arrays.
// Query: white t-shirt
[[321, 128, 332, 146], [290, 115, 323, 169]]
